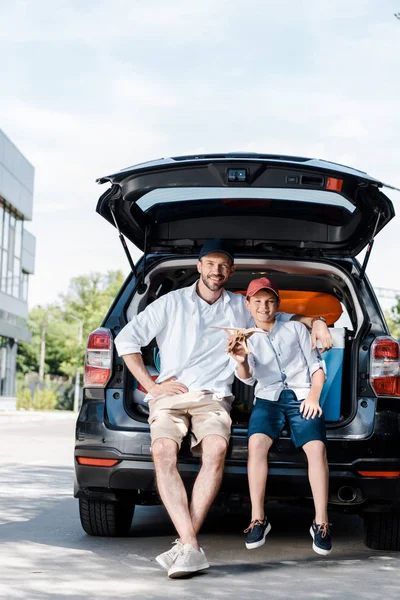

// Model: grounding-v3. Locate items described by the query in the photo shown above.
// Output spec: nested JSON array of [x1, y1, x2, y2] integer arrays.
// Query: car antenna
[[109, 200, 138, 277], [359, 210, 381, 280]]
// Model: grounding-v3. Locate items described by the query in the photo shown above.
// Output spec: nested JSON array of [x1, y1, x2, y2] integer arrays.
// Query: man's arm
[[290, 315, 333, 352], [116, 294, 188, 397], [123, 353, 188, 397]]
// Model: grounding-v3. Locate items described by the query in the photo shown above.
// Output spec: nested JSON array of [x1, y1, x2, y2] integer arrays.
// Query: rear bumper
[[74, 453, 400, 511]]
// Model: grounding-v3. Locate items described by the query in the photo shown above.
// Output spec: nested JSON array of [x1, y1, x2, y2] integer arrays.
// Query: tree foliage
[[385, 301, 400, 340], [17, 270, 125, 378]]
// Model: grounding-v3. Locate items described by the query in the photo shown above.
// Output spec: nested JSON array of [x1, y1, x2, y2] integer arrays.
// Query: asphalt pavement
[[0, 411, 399, 599]]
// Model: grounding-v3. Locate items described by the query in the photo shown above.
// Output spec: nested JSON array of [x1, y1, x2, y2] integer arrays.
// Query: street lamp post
[[67, 314, 83, 412]]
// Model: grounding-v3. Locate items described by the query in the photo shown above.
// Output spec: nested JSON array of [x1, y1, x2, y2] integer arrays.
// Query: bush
[[17, 378, 61, 411], [16, 383, 33, 410]]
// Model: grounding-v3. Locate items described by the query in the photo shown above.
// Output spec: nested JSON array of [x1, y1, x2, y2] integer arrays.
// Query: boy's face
[[245, 289, 280, 326]]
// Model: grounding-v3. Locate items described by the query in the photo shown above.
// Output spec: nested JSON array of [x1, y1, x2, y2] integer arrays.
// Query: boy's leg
[[285, 391, 332, 553], [248, 433, 274, 520], [302, 440, 329, 524]]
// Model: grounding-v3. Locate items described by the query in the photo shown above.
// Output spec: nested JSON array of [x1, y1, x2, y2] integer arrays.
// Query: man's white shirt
[[114, 280, 292, 399], [236, 320, 326, 402]]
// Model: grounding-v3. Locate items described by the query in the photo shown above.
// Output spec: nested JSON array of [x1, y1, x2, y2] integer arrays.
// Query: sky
[[0, 0, 399, 311]]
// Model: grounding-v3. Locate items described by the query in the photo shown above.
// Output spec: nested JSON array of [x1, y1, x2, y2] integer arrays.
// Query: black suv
[[74, 153, 400, 550]]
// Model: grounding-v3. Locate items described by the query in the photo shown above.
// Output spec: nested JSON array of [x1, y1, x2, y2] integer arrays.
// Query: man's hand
[[299, 396, 323, 420], [311, 321, 333, 353], [148, 377, 188, 397]]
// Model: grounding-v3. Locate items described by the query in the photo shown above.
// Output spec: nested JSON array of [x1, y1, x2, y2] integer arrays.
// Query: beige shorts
[[148, 391, 234, 454]]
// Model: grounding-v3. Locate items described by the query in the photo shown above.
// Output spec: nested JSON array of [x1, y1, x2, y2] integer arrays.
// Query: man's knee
[[152, 437, 179, 468], [201, 435, 228, 465]]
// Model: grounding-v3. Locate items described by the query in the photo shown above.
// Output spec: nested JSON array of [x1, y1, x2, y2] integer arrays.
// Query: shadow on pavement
[[1, 464, 400, 599]]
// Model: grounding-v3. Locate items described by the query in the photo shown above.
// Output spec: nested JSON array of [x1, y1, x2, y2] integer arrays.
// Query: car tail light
[[357, 470, 400, 477], [326, 177, 343, 192], [370, 336, 400, 397], [76, 457, 119, 467], [84, 327, 113, 387]]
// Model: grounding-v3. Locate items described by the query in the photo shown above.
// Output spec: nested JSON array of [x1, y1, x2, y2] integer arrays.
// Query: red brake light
[[84, 328, 113, 388], [370, 337, 400, 397], [87, 330, 112, 350], [326, 177, 343, 192], [357, 471, 400, 478], [77, 457, 119, 467], [85, 366, 111, 386], [373, 339, 399, 360]]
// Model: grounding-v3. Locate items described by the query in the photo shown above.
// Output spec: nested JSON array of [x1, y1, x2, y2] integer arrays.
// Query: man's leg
[[152, 437, 199, 548], [189, 434, 228, 534], [248, 433, 273, 520], [302, 440, 329, 523]]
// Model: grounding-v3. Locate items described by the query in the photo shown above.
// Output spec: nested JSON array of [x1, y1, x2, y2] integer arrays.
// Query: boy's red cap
[[246, 277, 280, 299]]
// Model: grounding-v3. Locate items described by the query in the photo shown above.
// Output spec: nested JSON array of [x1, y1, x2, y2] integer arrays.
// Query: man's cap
[[198, 239, 234, 262], [246, 277, 280, 299]]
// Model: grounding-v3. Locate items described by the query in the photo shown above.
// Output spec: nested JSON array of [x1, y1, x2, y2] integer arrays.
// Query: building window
[[0, 200, 24, 299], [21, 272, 29, 302]]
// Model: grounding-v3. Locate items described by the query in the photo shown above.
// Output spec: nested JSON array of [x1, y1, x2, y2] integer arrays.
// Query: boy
[[230, 277, 332, 556]]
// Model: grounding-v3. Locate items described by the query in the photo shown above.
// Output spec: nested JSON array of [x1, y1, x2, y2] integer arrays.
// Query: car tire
[[79, 498, 135, 537], [364, 512, 400, 550]]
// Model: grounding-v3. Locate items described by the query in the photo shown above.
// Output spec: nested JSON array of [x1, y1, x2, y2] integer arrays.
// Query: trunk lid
[[96, 153, 394, 257]]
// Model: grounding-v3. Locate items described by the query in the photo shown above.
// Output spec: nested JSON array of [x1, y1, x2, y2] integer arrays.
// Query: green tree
[[17, 270, 125, 379], [385, 304, 400, 340]]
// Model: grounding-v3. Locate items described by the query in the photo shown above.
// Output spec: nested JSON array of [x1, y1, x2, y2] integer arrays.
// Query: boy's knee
[[248, 433, 273, 454], [303, 440, 327, 459]]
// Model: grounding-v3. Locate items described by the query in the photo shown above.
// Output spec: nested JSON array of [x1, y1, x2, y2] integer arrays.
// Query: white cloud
[[0, 0, 399, 308], [326, 119, 368, 139]]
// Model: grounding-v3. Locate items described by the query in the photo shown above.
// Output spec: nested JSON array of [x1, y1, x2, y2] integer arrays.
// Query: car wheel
[[364, 512, 400, 550], [79, 498, 135, 536]]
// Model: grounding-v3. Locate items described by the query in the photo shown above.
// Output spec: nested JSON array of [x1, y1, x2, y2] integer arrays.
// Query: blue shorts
[[247, 389, 327, 448]]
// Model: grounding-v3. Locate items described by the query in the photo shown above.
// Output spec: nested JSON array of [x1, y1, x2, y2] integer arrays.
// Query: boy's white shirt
[[114, 280, 293, 399], [236, 319, 326, 402]]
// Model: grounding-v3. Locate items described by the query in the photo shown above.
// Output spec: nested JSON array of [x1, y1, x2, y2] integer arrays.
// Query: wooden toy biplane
[[211, 326, 265, 354]]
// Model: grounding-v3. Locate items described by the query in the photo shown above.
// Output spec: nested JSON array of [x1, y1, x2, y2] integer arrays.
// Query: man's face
[[245, 289, 280, 325], [197, 252, 235, 292]]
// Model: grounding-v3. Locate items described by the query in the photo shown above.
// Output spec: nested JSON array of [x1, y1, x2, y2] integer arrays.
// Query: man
[[114, 239, 332, 578], [230, 277, 332, 555]]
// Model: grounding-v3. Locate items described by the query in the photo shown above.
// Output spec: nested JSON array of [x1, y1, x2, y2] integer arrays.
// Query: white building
[[0, 129, 36, 409]]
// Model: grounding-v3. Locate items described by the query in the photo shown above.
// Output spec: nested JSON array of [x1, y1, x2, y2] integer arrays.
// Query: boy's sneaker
[[310, 521, 332, 555], [244, 517, 272, 549], [168, 544, 209, 578], [155, 539, 182, 571]]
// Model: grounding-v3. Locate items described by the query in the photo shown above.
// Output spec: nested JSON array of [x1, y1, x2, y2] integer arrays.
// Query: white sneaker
[[168, 544, 209, 578], [155, 539, 182, 571]]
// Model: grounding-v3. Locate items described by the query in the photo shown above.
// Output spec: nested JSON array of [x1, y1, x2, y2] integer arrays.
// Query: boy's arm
[[299, 368, 325, 420], [228, 341, 256, 385]]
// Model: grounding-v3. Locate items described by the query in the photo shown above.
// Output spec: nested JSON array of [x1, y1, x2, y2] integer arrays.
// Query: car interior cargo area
[[122, 258, 359, 430]]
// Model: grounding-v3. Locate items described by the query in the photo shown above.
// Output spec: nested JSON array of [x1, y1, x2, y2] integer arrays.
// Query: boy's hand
[[299, 396, 323, 420], [228, 340, 248, 364]]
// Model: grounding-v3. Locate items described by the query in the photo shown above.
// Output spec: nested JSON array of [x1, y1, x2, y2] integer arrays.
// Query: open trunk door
[[96, 153, 394, 258]]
